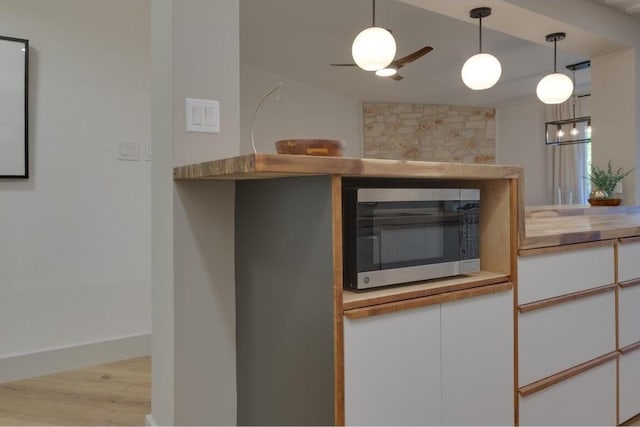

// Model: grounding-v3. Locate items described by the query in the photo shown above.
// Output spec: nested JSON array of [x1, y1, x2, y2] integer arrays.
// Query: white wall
[[172, 0, 240, 167], [592, 49, 637, 205], [0, 0, 150, 371], [152, 0, 240, 425], [150, 0, 174, 424], [496, 97, 549, 206], [240, 62, 362, 157]]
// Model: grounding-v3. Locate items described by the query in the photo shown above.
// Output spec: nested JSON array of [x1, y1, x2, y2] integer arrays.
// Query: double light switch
[[186, 98, 220, 134]]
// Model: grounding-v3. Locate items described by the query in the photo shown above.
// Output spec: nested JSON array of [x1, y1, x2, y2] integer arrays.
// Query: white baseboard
[[0, 333, 151, 383], [145, 413, 157, 426]]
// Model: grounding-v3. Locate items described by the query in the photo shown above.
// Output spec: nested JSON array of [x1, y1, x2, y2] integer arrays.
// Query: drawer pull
[[620, 341, 640, 355], [519, 352, 618, 397], [619, 236, 640, 244], [344, 282, 512, 320], [619, 278, 640, 289], [519, 239, 615, 257], [518, 284, 616, 314]]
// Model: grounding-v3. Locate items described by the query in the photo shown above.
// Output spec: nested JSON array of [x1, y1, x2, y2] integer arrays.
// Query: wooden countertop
[[521, 205, 640, 250], [173, 153, 522, 180], [173, 154, 640, 251]]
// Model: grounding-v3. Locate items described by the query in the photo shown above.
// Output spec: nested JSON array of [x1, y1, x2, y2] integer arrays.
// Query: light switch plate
[[144, 142, 152, 161], [118, 140, 139, 161], [186, 98, 220, 134]]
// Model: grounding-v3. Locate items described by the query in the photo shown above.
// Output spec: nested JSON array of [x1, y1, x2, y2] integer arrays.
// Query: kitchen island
[[174, 153, 519, 426], [517, 204, 640, 425], [173, 154, 640, 426]]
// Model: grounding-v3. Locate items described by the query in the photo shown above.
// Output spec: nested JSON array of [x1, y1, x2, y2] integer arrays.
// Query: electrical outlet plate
[[186, 98, 220, 134], [614, 182, 623, 193]]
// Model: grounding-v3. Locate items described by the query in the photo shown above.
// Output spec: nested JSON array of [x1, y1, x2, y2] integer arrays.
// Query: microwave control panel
[[460, 206, 479, 260]]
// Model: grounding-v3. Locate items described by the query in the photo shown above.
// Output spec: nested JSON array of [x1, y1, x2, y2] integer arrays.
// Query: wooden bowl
[[588, 198, 621, 206], [275, 139, 345, 157]]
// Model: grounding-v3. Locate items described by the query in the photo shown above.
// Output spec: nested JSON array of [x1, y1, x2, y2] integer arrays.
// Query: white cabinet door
[[344, 305, 442, 426], [518, 291, 615, 386], [618, 240, 640, 282], [519, 360, 617, 426], [620, 349, 640, 423], [441, 290, 514, 426], [619, 285, 640, 347], [518, 245, 614, 305]]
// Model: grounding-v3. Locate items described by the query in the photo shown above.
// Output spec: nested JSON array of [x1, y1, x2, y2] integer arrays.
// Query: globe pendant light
[[536, 33, 573, 104], [351, 0, 396, 71], [461, 7, 502, 90]]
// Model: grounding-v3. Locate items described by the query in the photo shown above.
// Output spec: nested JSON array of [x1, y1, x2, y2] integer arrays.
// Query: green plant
[[588, 161, 634, 196]]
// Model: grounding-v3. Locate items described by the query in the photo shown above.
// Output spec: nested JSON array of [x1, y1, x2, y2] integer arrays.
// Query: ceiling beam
[[398, 0, 629, 57]]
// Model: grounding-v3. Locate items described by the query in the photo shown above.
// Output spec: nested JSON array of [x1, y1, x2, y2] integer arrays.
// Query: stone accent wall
[[363, 102, 496, 164]]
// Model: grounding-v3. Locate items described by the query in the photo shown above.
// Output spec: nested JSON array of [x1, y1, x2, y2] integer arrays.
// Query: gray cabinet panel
[[236, 176, 335, 426]]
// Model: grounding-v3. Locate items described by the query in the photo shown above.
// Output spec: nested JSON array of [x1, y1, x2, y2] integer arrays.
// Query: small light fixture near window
[[546, 116, 592, 145], [570, 123, 580, 136], [544, 61, 591, 146]]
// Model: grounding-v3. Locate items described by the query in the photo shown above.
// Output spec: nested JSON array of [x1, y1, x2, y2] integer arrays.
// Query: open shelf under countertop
[[342, 270, 510, 311]]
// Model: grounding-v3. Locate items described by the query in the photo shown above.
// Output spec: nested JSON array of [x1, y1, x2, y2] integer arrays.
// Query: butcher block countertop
[[172, 154, 640, 252], [521, 205, 640, 251], [172, 153, 522, 180]]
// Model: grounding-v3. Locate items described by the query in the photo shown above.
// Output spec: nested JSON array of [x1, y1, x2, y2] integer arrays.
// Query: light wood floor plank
[[624, 413, 640, 426], [0, 356, 150, 426]]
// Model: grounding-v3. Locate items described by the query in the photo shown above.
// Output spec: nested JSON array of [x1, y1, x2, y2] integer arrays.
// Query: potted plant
[[587, 160, 634, 205]]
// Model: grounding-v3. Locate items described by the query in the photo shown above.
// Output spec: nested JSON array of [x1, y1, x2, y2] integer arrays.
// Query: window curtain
[[549, 99, 589, 205]]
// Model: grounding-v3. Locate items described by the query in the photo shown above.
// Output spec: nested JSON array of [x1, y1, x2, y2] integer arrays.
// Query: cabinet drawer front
[[518, 292, 615, 386], [344, 305, 442, 426], [620, 285, 640, 348], [519, 360, 616, 426], [620, 349, 640, 423], [518, 245, 614, 305], [619, 240, 640, 282]]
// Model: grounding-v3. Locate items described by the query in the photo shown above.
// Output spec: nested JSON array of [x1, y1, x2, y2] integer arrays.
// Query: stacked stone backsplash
[[363, 102, 496, 164]]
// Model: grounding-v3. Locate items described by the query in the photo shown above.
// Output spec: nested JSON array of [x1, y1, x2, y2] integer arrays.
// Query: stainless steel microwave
[[342, 185, 480, 290]]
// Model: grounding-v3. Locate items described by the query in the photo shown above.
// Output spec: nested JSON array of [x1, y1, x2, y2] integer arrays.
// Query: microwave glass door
[[356, 200, 461, 273]]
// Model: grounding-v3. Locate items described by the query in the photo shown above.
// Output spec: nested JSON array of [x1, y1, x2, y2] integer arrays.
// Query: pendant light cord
[[571, 70, 577, 118], [479, 16, 483, 53], [372, 0, 376, 26], [553, 40, 557, 73]]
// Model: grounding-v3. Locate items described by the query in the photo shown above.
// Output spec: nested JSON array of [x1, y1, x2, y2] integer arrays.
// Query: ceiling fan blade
[[389, 73, 404, 81], [392, 46, 433, 69], [330, 63, 357, 67]]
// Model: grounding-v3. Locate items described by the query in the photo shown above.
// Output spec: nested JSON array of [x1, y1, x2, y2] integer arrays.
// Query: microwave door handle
[[359, 235, 381, 269], [372, 235, 380, 268]]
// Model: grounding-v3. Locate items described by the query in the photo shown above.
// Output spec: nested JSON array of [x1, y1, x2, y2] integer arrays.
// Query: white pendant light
[[351, 0, 396, 71], [537, 33, 573, 104], [461, 7, 502, 90]]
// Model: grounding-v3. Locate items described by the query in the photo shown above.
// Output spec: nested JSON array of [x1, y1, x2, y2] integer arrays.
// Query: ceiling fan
[[331, 46, 434, 81]]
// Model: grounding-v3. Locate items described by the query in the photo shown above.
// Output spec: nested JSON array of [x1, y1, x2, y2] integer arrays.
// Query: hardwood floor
[[0, 356, 150, 426], [0, 355, 638, 426], [626, 413, 640, 426]]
